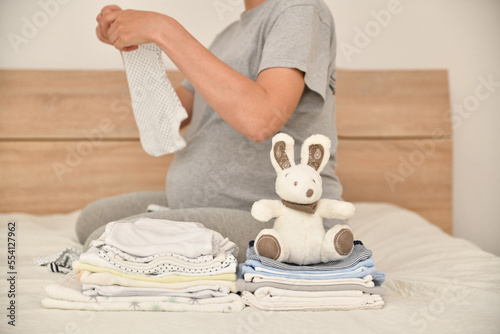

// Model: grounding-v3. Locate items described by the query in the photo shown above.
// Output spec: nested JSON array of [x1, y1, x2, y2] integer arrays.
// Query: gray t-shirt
[[166, 0, 342, 211]]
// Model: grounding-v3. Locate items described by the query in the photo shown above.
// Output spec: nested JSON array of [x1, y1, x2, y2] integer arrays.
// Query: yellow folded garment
[[73, 261, 236, 283], [77, 270, 237, 292]]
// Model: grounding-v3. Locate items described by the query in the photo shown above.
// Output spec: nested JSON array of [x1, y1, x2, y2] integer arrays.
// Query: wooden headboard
[[0, 69, 452, 233]]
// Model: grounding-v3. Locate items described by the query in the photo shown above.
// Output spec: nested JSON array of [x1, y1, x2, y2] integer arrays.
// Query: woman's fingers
[[107, 16, 133, 50], [101, 4, 122, 15], [97, 6, 122, 39], [107, 20, 120, 45], [123, 45, 139, 52], [96, 5, 127, 47], [96, 15, 109, 43], [95, 26, 105, 43], [104, 9, 149, 51], [102, 10, 123, 37]]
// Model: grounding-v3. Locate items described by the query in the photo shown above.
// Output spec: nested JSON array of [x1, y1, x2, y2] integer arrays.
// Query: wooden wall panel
[[336, 139, 452, 233], [0, 70, 129, 94], [0, 70, 185, 94], [0, 70, 185, 139], [0, 93, 138, 139], [336, 70, 451, 138], [0, 141, 173, 214]]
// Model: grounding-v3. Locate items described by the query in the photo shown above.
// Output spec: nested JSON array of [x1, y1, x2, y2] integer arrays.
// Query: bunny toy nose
[[306, 189, 314, 198]]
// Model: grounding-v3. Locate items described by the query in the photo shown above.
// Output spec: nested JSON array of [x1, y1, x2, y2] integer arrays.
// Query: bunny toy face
[[275, 164, 322, 204], [270, 133, 331, 205]]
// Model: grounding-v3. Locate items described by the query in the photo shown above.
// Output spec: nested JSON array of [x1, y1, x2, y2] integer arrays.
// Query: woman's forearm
[[102, 8, 305, 142], [154, 15, 303, 142]]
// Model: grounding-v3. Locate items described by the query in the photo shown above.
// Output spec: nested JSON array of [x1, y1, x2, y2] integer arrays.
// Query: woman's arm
[[100, 9, 305, 142]]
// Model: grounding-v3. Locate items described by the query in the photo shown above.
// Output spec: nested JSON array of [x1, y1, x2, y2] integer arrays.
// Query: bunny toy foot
[[254, 228, 288, 262], [321, 224, 354, 262]]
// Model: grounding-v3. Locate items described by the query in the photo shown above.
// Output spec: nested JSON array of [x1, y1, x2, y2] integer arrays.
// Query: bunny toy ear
[[300, 134, 331, 173], [270, 133, 295, 173]]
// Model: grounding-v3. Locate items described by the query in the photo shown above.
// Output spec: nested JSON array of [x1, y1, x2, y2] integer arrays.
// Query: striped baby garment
[[122, 43, 188, 156]]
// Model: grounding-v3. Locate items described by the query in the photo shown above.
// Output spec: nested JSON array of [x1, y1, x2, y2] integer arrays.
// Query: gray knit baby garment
[[122, 43, 188, 156]]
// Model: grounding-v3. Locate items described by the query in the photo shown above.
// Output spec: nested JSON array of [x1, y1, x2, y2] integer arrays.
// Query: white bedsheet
[[1, 203, 499, 334]]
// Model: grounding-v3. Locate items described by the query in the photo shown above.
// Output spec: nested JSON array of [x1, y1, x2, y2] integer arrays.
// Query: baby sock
[[122, 43, 188, 157]]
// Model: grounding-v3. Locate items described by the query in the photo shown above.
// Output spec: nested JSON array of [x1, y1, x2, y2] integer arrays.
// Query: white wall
[[1, 0, 499, 255]]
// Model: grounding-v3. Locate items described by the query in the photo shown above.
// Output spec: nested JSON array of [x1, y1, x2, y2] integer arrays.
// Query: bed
[[1, 69, 499, 333]]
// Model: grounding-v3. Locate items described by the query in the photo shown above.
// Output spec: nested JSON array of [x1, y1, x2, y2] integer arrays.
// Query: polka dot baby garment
[[122, 43, 188, 156]]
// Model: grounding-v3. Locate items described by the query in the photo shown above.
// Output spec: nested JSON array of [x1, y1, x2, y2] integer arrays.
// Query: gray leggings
[[75, 191, 272, 264]]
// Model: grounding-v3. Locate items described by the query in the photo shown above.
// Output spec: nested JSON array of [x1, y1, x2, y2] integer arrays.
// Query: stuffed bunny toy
[[251, 133, 356, 265]]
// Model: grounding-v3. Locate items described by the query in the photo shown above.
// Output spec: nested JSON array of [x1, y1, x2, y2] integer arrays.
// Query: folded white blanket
[[241, 287, 384, 311], [43, 280, 244, 313], [253, 265, 370, 277], [236, 279, 386, 295], [245, 273, 376, 287], [254, 287, 364, 299], [102, 217, 223, 258], [81, 283, 230, 298]]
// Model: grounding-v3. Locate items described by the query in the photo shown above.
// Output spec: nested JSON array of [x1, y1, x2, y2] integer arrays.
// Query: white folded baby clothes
[[43, 277, 244, 313], [96, 236, 237, 266], [79, 247, 238, 277], [122, 43, 188, 156], [43, 217, 243, 312], [81, 283, 231, 298], [100, 217, 223, 258], [241, 287, 384, 311]]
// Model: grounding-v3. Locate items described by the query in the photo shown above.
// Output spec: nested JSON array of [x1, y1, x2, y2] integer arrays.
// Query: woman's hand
[[96, 5, 124, 47], [98, 8, 167, 52]]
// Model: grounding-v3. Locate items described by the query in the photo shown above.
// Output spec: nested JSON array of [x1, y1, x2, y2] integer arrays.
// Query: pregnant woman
[[76, 0, 346, 262]]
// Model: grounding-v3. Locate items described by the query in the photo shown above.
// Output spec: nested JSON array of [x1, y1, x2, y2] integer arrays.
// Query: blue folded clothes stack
[[237, 240, 386, 311]]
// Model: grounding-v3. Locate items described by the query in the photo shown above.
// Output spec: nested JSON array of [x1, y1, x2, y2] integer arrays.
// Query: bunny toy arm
[[317, 199, 356, 220], [251, 199, 284, 222]]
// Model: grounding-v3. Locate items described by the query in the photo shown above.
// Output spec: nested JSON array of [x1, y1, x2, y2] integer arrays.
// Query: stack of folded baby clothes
[[42, 217, 244, 313], [237, 240, 385, 311]]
